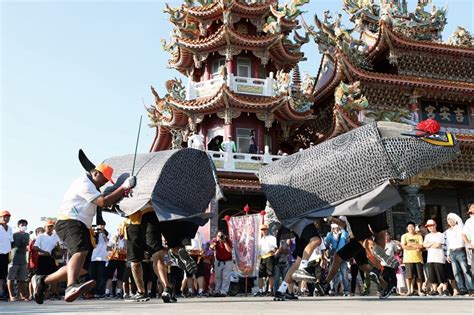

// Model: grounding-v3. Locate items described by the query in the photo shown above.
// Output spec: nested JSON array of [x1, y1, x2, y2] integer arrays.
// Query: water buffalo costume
[[100, 148, 220, 301], [260, 120, 459, 299]]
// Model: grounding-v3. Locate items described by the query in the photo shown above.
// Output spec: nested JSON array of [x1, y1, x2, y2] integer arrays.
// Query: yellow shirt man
[[401, 232, 424, 263]]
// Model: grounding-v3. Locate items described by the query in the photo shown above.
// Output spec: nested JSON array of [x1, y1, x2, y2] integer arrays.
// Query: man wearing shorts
[[125, 204, 173, 302], [274, 222, 322, 301], [317, 213, 391, 298], [401, 221, 425, 296], [32, 161, 136, 304], [7, 219, 30, 301]]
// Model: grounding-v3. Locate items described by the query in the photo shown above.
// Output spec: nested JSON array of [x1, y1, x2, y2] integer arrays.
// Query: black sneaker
[[369, 268, 387, 292], [170, 294, 177, 303], [32, 275, 48, 304], [253, 291, 264, 297], [314, 281, 329, 296], [162, 287, 172, 303], [379, 284, 395, 299], [273, 291, 285, 301], [64, 280, 96, 302], [126, 292, 150, 302], [284, 292, 298, 300], [178, 247, 198, 275], [292, 269, 316, 283]]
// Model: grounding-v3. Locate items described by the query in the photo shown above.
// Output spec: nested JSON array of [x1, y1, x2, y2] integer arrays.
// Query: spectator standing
[[401, 221, 425, 296], [0, 211, 13, 299], [105, 224, 127, 298], [462, 202, 474, 275], [210, 231, 233, 297], [27, 227, 44, 300], [447, 211, 474, 296], [187, 131, 205, 150], [423, 219, 446, 296], [34, 221, 60, 278], [273, 238, 290, 294], [89, 224, 109, 297], [382, 232, 400, 296], [248, 131, 257, 154], [254, 224, 277, 296], [325, 224, 350, 295], [7, 219, 30, 301], [221, 135, 236, 153], [184, 232, 207, 297]]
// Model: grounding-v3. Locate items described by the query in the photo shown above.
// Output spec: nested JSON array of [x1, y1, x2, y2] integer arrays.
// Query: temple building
[[147, 0, 474, 237]]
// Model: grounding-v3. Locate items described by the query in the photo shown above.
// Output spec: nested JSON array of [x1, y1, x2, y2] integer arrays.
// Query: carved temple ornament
[[188, 113, 205, 131], [252, 50, 270, 65], [217, 109, 241, 124], [256, 111, 275, 128], [199, 20, 212, 36], [170, 128, 185, 150], [249, 17, 264, 33], [280, 122, 291, 140], [218, 47, 242, 61], [193, 53, 209, 69], [388, 50, 398, 66]]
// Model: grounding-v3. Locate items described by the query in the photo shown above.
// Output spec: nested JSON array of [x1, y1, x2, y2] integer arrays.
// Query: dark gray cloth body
[[102, 148, 217, 225], [259, 122, 460, 236]]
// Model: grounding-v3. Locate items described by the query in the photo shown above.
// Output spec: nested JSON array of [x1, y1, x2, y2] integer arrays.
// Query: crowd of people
[[2, 201, 474, 303]]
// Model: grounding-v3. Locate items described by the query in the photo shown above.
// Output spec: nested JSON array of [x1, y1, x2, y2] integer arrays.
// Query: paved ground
[[1, 296, 473, 315]]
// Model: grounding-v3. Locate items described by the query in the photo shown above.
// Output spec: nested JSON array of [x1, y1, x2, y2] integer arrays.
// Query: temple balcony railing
[[207, 148, 283, 174], [186, 74, 275, 100]]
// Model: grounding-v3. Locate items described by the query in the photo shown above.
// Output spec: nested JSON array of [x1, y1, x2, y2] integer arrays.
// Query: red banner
[[227, 214, 260, 277]]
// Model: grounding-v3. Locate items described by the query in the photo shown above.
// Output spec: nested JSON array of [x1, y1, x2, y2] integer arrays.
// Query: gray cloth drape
[[102, 148, 217, 225], [259, 122, 460, 236]]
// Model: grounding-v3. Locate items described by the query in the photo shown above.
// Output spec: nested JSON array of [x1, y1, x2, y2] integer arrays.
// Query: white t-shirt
[[445, 225, 465, 251], [58, 174, 102, 228], [424, 232, 445, 264], [35, 232, 60, 254], [91, 233, 109, 262], [186, 232, 203, 251], [0, 225, 13, 254], [259, 235, 277, 256], [187, 134, 205, 150], [462, 217, 474, 245]]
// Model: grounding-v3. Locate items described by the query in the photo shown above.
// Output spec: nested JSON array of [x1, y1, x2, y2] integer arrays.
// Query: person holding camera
[[210, 231, 232, 297], [89, 224, 109, 297]]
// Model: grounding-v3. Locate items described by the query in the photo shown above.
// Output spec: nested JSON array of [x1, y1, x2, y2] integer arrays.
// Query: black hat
[[79, 149, 96, 172]]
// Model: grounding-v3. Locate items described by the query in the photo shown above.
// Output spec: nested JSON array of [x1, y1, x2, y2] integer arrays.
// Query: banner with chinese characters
[[228, 214, 260, 277], [420, 101, 470, 126]]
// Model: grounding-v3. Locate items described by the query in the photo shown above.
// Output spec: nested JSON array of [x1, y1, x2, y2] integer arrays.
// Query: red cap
[[95, 163, 115, 184], [45, 219, 55, 226], [1, 210, 11, 217]]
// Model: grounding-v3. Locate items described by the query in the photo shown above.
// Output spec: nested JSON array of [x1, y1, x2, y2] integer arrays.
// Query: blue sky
[[1, 0, 473, 233]]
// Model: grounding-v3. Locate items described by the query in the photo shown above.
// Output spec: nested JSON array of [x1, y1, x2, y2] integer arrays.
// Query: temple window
[[237, 57, 251, 78], [211, 58, 226, 78], [236, 128, 254, 153]]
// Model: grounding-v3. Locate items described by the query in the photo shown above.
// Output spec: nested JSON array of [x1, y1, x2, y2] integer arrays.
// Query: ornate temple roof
[[368, 23, 474, 59], [164, 84, 313, 124], [170, 24, 304, 73]]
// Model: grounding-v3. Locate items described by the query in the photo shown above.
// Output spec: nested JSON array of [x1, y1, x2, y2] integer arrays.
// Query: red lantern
[[243, 204, 250, 214]]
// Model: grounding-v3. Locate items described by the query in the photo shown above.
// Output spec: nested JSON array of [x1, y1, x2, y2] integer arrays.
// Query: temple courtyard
[[1, 296, 473, 314]]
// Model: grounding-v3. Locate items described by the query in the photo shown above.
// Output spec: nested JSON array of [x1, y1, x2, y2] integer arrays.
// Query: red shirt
[[214, 239, 232, 261], [28, 239, 39, 270]]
